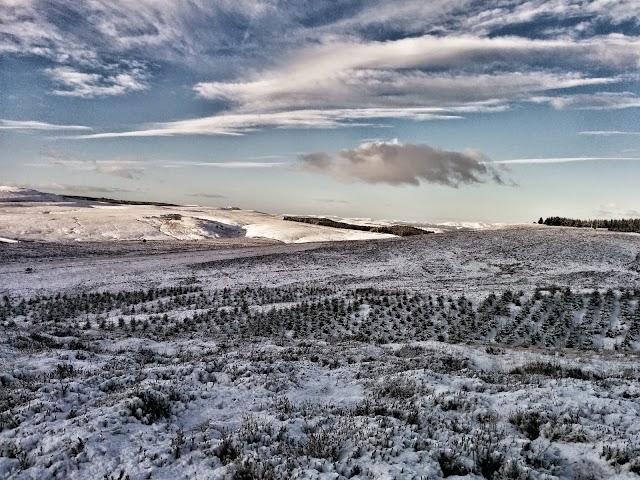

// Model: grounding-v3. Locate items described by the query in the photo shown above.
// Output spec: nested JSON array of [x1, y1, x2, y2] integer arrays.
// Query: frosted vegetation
[[2, 284, 640, 479]]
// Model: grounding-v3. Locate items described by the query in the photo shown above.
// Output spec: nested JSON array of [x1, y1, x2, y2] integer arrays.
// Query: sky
[[1, 0, 640, 223]]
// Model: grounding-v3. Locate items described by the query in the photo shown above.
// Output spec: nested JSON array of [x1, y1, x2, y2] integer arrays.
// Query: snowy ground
[[1, 223, 638, 299], [1, 188, 640, 479]]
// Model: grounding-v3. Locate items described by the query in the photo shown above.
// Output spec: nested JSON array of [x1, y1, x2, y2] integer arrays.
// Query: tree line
[[538, 216, 640, 233]]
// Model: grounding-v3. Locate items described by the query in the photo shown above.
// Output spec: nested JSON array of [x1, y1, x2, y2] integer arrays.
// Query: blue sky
[[1, 0, 640, 222]]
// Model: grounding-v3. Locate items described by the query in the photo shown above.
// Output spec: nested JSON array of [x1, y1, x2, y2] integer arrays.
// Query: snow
[[243, 221, 394, 243], [0, 187, 64, 203], [0, 188, 396, 244]]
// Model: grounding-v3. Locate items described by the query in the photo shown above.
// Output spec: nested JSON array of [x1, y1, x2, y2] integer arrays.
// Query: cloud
[[0, 119, 91, 131], [596, 202, 640, 218], [188, 193, 227, 199], [75, 31, 640, 138], [15, 182, 135, 195], [57, 184, 136, 195], [530, 92, 640, 110], [35, 149, 145, 178], [579, 130, 640, 136], [46, 66, 148, 98], [194, 34, 633, 112], [161, 161, 285, 169], [4, 0, 640, 144], [195, 68, 615, 112], [314, 198, 349, 204], [4, 0, 640, 105], [297, 139, 505, 187], [491, 156, 640, 165], [71, 108, 468, 138]]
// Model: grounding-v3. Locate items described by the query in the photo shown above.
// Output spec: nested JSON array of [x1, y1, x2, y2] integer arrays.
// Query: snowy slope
[[0, 187, 394, 244]]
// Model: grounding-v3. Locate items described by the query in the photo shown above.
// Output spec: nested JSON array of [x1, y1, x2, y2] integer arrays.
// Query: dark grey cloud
[[298, 140, 505, 187]]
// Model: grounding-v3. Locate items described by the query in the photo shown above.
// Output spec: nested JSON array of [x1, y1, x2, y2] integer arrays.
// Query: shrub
[[435, 449, 470, 477], [509, 410, 544, 440], [476, 450, 505, 479], [129, 390, 171, 424], [215, 434, 241, 465]]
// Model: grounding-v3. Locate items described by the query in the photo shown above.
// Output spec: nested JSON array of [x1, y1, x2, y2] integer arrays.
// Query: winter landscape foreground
[[1, 190, 640, 479]]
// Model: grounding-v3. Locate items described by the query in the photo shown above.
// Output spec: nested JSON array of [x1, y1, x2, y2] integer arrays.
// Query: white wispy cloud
[[530, 92, 640, 110], [491, 157, 640, 165], [579, 131, 640, 136], [71, 108, 469, 138], [4, 0, 640, 137], [46, 66, 148, 98], [76, 32, 640, 138], [194, 35, 634, 111], [188, 192, 227, 199], [31, 149, 146, 178], [596, 202, 640, 218], [11, 181, 135, 195], [0, 119, 91, 131], [161, 161, 285, 169]]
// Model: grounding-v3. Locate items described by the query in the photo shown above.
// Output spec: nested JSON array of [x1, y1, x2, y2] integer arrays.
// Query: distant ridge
[[61, 194, 180, 207], [283, 216, 431, 236]]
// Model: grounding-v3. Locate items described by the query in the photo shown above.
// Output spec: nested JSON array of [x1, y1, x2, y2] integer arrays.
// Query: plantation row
[[3, 285, 640, 351]]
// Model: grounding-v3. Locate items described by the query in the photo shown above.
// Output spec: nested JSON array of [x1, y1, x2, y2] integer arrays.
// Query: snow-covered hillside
[[0, 187, 394, 244]]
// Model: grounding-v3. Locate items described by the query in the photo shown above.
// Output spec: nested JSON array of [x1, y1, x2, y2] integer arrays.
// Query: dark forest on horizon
[[539, 217, 640, 233]]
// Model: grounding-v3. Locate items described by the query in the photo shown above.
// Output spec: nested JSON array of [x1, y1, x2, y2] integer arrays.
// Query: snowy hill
[[0, 187, 395, 244], [0, 186, 64, 203]]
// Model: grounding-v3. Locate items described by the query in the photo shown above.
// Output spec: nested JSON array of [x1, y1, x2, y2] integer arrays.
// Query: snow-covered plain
[[1, 188, 640, 479]]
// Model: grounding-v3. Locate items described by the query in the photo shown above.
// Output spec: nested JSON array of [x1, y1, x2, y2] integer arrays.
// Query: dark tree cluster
[[540, 216, 640, 233]]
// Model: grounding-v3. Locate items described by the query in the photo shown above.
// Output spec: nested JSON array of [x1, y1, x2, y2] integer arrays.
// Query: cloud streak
[[596, 202, 640, 218], [71, 108, 470, 138], [193, 34, 637, 113], [188, 193, 227, 199], [161, 161, 285, 169], [0, 119, 91, 131], [491, 157, 640, 165], [298, 139, 505, 187], [34, 149, 146, 179], [579, 131, 640, 136], [531, 92, 640, 110]]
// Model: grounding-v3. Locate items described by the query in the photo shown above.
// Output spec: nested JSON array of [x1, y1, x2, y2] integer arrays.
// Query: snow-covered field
[[0, 187, 394, 244], [1, 187, 640, 479]]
